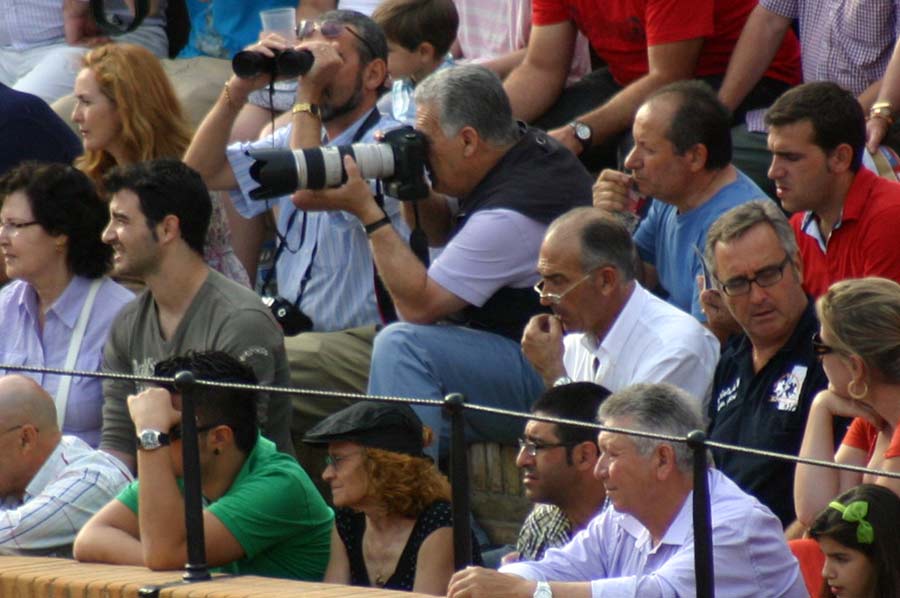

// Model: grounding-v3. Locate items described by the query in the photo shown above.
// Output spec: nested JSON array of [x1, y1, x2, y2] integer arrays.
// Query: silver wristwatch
[[137, 429, 171, 451], [568, 120, 593, 150], [533, 581, 552, 598]]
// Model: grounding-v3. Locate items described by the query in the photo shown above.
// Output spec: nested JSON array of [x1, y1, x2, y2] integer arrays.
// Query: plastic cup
[[259, 7, 297, 40]]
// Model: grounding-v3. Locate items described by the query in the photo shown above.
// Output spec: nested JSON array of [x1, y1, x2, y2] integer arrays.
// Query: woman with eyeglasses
[[72, 43, 249, 287], [303, 401, 481, 595], [794, 277, 900, 527], [0, 162, 133, 447]]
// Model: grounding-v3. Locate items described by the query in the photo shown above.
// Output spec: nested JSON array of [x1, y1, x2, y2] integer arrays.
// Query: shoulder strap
[[55, 278, 103, 429]]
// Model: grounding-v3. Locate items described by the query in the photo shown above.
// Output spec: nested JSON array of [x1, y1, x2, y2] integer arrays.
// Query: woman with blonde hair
[[794, 277, 900, 525], [303, 401, 480, 595], [72, 43, 248, 286]]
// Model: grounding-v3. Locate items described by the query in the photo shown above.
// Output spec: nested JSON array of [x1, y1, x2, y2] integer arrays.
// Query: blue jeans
[[367, 323, 545, 458]]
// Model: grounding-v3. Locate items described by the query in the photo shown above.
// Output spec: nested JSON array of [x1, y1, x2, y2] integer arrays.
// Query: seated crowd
[[4, 0, 900, 596]]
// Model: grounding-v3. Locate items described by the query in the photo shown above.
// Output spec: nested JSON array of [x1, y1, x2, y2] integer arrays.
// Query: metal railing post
[[175, 370, 211, 582], [687, 429, 714, 598], [443, 393, 472, 570]]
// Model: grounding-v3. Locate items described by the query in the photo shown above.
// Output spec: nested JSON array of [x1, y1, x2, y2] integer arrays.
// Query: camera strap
[[262, 109, 394, 320]]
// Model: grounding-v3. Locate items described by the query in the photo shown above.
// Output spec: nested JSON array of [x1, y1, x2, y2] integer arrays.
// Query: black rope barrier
[[8, 362, 900, 598]]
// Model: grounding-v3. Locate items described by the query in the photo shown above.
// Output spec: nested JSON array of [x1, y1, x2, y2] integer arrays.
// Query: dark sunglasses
[[811, 332, 838, 358], [297, 20, 377, 59]]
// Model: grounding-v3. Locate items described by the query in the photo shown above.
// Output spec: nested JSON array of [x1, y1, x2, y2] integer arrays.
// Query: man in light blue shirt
[[184, 10, 406, 439], [447, 383, 807, 598]]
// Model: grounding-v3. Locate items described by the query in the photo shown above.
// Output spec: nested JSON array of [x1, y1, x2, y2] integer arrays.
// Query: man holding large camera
[[184, 10, 407, 437], [295, 65, 593, 456]]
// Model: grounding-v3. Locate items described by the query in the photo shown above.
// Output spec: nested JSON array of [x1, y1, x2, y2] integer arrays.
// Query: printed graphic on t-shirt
[[769, 365, 808, 412]]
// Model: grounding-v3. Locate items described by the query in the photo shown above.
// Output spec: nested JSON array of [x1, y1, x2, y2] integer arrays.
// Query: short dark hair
[[0, 162, 112, 278], [765, 81, 866, 172], [647, 80, 732, 170], [103, 159, 211, 255], [373, 0, 459, 57], [321, 9, 388, 65], [152, 351, 259, 454], [531, 382, 610, 447]]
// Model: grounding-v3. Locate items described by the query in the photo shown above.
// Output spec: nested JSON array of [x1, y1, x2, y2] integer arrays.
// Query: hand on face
[[127, 387, 180, 432], [592, 169, 637, 213], [521, 314, 567, 384], [812, 388, 888, 430], [295, 39, 345, 96]]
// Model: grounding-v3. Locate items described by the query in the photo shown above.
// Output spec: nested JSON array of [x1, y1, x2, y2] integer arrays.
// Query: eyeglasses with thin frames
[[716, 255, 792, 297], [0, 221, 39, 235], [324, 451, 365, 469], [517, 437, 574, 458], [297, 20, 378, 60], [534, 267, 602, 305]]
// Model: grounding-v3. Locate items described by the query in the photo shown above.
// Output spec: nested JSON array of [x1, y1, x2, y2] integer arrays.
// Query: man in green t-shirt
[[73, 351, 332, 580]]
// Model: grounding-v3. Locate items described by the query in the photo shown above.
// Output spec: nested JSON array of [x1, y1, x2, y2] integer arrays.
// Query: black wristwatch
[[569, 120, 593, 150], [137, 429, 171, 451]]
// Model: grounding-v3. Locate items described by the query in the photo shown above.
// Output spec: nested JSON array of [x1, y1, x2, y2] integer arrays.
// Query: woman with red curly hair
[[71, 43, 248, 286], [303, 401, 480, 594]]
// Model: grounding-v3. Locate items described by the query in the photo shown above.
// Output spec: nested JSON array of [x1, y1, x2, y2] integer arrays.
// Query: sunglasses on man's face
[[296, 20, 377, 59]]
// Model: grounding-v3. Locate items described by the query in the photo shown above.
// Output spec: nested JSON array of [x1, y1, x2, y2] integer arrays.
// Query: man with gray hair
[[0, 375, 132, 556], [522, 208, 719, 403], [300, 64, 592, 455], [700, 200, 831, 530], [448, 383, 807, 598]]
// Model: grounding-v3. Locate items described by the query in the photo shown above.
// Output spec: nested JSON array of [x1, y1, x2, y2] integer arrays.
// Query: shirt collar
[[324, 107, 380, 146], [24, 439, 67, 500], [800, 168, 876, 237], [19, 276, 92, 329], [592, 282, 645, 355]]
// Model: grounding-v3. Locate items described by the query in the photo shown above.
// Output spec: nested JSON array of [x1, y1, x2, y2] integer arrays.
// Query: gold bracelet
[[223, 81, 240, 111], [869, 104, 895, 126]]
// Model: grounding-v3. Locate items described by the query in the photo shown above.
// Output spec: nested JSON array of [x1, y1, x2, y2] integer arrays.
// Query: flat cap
[[302, 401, 425, 457]]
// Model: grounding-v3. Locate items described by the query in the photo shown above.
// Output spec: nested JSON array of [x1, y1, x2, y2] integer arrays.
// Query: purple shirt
[[746, 0, 900, 132], [501, 470, 807, 598], [0, 276, 133, 447], [428, 209, 545, 307]]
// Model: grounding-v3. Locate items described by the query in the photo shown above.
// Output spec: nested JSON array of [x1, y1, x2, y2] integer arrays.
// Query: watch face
[[140, 430, 161, 450], [573, 122, 591, 142], [534, 582, 552, 598]]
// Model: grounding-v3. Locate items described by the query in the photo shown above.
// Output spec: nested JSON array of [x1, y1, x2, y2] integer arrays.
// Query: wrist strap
[[364, 215, 391, 236]]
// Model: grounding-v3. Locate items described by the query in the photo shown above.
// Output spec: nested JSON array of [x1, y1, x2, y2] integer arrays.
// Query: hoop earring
[[848, 380, 869, 400]]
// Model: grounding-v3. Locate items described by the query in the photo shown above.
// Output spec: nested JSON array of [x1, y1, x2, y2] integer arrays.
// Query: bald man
[[0, 375, 132, 556]]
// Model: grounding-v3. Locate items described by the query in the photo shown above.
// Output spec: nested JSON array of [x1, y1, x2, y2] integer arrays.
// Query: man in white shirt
[[0, 374, 132, 556], [522, 208, 719, 406]]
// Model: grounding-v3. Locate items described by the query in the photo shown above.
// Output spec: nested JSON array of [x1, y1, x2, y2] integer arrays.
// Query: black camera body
[[232, 49, 314, 80], [247, 125, 430, 201], [261, 296, 313, 336]]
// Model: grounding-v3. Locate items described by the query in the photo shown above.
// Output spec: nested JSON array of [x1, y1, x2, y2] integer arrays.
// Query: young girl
[[809, 484, 900, 598]]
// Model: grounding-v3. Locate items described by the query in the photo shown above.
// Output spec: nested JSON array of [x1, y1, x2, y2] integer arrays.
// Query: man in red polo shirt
[[766, 81, 900, 297], [503, 0, 800, 164]]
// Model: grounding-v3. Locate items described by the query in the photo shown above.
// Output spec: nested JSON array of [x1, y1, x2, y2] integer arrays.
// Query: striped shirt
[[227, 110, 409, 332], [0, 0, 165, 49], [746, 0, 900, 132], [0, 435, 133, 555]]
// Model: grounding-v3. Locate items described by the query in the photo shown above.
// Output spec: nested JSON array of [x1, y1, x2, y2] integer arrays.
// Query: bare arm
[[323, 524, 351, 584], [866, 37, 900, 151], [479, 48, 528, 81], [717, 4, 791, 111], [794, 391, 871, 526], [184, 39, 289, 190], [73, 499, 144, 565], [400, 190, 454, 247], [503, 22, 577, 122], [413, 527, 456, 595], [292, 158, 469, 323], [552, 38, 704, 153]]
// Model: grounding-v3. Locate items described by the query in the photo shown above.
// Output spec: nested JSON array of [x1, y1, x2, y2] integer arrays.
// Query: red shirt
[[842, 416, 900, 461], [532, 0, 800, 86], [791, 168, 900, 299]]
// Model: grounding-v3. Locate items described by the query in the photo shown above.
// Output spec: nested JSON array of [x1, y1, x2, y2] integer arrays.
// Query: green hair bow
[[829, 500, 874, 544]]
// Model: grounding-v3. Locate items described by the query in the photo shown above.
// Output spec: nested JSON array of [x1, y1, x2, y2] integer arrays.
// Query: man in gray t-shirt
[[98, 160, 292, 472]]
